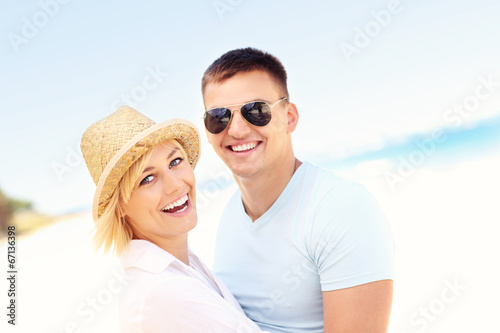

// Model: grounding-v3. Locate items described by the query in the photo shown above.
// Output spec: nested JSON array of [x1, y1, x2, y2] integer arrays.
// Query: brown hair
[[202, 47, 289, 98]]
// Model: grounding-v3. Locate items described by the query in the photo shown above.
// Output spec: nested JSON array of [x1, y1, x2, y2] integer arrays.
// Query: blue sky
[[1, 0, 499, 214]]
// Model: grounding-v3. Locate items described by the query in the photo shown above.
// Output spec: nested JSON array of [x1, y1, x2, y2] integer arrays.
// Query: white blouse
[[119, 239, 265, 333]]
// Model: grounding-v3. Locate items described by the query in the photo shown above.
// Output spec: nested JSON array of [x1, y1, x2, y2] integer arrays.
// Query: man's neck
[[236, 156, 302, 222]]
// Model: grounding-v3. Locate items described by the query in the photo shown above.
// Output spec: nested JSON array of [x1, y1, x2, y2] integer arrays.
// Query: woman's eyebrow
[[141, 148, 180, 174], [167, 147, 180, 159]]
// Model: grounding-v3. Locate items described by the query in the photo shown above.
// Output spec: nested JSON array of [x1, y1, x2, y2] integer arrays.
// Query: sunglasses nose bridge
[[213, 107, 240, 134], [227, 106, 245, 124], [227, 107, 242, 126], [226, 106, 253, 134]]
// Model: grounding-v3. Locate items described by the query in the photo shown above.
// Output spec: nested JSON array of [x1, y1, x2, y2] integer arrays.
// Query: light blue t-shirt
[[213, 162, 395, 333]]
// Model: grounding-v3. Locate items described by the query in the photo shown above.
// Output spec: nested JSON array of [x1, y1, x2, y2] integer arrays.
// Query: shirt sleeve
[[135, 276, 266, 333], [308, 182, 395, 291]]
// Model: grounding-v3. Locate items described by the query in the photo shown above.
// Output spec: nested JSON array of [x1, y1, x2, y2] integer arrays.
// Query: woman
[[80, 106, 265, 332]]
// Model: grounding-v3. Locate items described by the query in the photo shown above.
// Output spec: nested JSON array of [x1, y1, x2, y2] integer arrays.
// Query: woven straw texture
[[80, 106, 200, 220]]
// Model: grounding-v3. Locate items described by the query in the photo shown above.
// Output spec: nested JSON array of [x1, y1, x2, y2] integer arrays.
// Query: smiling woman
[[119, 141, 198, 254], [80, 106, 266, 332]]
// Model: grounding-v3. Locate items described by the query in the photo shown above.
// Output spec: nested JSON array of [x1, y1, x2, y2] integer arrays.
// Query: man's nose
[[227, 109, 251, 138]]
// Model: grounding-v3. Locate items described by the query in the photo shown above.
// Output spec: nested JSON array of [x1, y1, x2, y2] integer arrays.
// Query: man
[[201, 47, 394, 332]]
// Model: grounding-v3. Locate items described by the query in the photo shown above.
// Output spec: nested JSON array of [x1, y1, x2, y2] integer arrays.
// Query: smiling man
[[201, 47, 395, 333]]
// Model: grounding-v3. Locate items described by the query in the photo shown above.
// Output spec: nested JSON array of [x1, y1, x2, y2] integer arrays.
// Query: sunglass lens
[[205, 108, 231, 134], [241, 102, 272, 127]]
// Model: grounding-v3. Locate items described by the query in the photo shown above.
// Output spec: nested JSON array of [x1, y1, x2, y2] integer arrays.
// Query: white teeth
[[176, 206, 187, 213], [232, 142, 257, 152], [161, 194, 188, 212]]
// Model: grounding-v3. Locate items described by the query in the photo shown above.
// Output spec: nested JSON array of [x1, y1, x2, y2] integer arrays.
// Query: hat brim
[[92, 119, 200, 221]]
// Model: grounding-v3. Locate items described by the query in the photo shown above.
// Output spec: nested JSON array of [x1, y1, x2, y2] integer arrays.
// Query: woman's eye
[[170, 157, 183, 168], [140, 175, 155, 186]]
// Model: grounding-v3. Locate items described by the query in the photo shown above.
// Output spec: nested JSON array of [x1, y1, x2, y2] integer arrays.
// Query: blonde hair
[[93, 139, 187, 255]]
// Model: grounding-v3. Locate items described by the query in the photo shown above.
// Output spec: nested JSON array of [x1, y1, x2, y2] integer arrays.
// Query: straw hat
[[81, 106, 200, 222]]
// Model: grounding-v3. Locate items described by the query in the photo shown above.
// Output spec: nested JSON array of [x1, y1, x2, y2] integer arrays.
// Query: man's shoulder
[[300, 161, 365, 197], [297, 162, 382, 224]]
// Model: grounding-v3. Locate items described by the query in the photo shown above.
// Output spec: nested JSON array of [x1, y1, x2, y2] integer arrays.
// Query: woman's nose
[[161, 170, 183, 196]]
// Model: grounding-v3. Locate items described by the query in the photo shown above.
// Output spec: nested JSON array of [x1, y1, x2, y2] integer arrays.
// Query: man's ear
[[286, 102, 299, 134]]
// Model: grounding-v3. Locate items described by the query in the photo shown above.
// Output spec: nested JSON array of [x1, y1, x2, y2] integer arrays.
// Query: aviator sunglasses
[[203, 97, 288, 134]]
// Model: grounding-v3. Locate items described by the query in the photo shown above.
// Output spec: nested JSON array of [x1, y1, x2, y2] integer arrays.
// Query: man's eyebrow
[[141, 148, 180, 174], [206, 99, 266, 110]]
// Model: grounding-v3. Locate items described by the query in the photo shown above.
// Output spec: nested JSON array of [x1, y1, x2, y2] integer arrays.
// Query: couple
[[81, 48, 395, 332]]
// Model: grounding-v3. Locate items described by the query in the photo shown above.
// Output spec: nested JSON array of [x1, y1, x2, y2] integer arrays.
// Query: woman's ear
[[118, 199, 127, 218]]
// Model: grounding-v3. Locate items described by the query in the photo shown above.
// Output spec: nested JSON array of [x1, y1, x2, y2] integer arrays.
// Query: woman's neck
[[135, 233, 190, 265]]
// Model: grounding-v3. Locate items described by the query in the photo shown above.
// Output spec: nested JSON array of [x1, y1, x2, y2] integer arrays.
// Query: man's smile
[[228, 141, 260, 152]]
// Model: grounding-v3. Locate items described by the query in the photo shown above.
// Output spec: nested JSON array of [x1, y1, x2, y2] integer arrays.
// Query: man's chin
[[230, 165, 261, 180]]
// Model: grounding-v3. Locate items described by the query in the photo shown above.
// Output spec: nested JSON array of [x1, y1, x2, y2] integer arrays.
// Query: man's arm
[[323, 280, 393, 333]]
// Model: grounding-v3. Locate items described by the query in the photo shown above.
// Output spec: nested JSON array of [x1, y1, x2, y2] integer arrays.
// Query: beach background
[[1, 1, 499, 332]]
